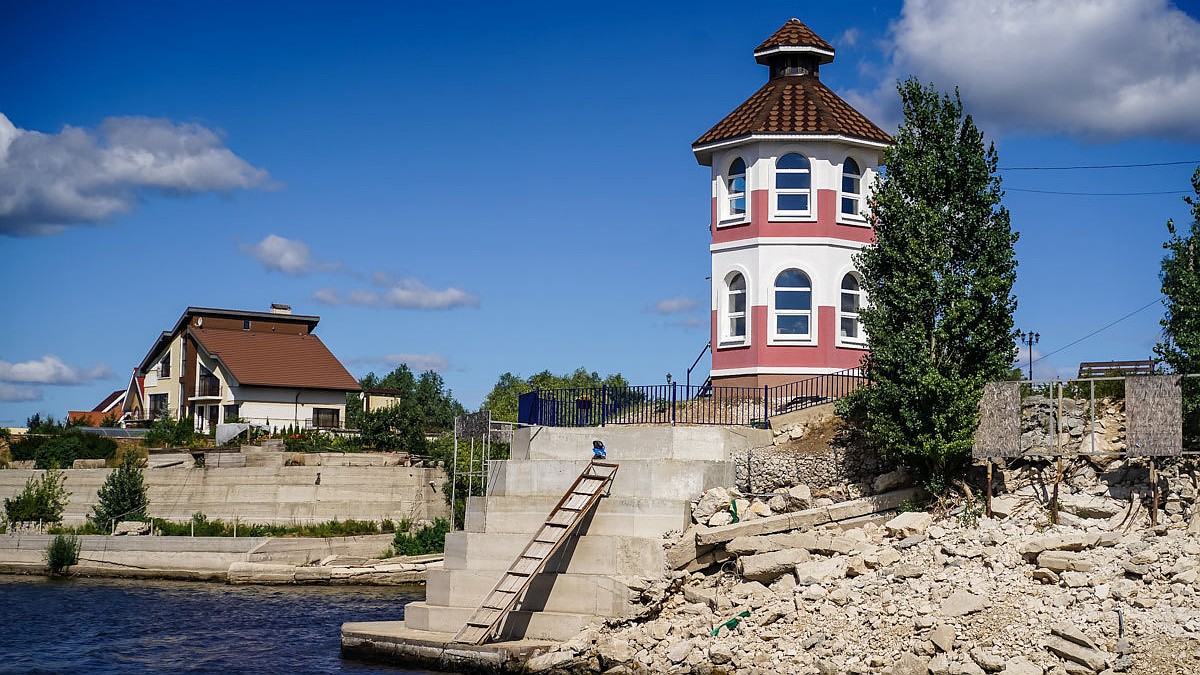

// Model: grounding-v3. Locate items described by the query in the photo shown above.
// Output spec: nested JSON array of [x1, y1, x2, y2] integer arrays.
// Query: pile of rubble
[[526, 463, 1200, 675], [691, 467, 912, 528]]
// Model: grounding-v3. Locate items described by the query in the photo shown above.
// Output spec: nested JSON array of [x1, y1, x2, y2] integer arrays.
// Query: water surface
[[0, 576, 448, 674]]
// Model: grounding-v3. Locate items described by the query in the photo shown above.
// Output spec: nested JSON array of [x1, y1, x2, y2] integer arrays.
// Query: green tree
[[4, 466, 69, 523], [839, 78, 1018, 492], [482, 368, 630, 422], [90, 450, 149, 528], [1154, 165, 1200, 448]]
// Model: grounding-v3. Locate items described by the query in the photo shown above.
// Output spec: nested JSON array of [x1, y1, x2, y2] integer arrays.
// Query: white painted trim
[[711, 237, 869, 253], [712, 366, 858, 376], [695, 133, 889, 156], [753, 45, 836, 59]]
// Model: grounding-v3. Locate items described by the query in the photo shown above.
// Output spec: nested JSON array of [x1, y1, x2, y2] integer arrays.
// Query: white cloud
[[349, 353, 451, 372], [0, 355, 111, 385], [0, 383, 42, 402], [315, 272, 480, 310], [838, 27, 860, 48], [653, 296, 699, 314], [0, 113, 271, 236], [669, 317, 707, 329], [240, 234, 338, 275], [852, 0, 1200, 140]]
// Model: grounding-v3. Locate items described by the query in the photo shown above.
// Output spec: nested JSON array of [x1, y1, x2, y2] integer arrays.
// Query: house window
[[223, 404, 240, 423], [149, 393, 168, 419], [159, 355, 171, 378], [841, 158, 862, 217], [723, 273, 747, 342], [312, 408, 340, 429], [726, 158, 747, 218], [774, 269, 812, 339], [243, 320, 251, 330], [198, 365, 220, 397], [774, 153, 811, 214], [840, 273, 865, 341]]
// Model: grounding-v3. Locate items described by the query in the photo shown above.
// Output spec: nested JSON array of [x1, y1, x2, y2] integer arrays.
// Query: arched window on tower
[[724, 270, 744, 338], [773, 269, 812, 340], [841, 158, 861, 217], [726, 158, 747, 218], [775, 153, 811, 215], [840, 273, 865, 342], [724, 273, 747, 342]]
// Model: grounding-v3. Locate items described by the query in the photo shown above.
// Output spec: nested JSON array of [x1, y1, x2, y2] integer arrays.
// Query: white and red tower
[[693, 19, 892, 389]]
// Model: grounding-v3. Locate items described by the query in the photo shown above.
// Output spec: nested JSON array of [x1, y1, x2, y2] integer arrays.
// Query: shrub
[[143, 411, 196, 448], [389, 518, 450, 557], [4, 466, 70, 524], [45, 534, 80, 574], [90, 450, 149, 528], [34, 431, 116, 469]]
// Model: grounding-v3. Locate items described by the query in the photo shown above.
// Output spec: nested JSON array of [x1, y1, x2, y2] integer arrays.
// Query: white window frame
[[770, 267, 815, 344], [770, 152, 814, 220], [838, 156, 866, 224], [838, 271, 867, 346], [719, 271, 750, 347], [718, 157, 750, 226]]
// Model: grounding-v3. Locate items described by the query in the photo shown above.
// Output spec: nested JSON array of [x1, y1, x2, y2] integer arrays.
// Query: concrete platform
[[402, 602, 595, 641], [465, 494, 690, 536], [488, 458, 734, 500], [341, 622, 555, 674], [426, 568, 642, 616], [444, 531, 665, 575]]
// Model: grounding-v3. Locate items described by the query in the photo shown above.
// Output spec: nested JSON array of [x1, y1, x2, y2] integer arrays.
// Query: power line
[[1002, 160, 1200, 171], [1008, 188, 1190, 196], [1031, 296, 1164, 365]]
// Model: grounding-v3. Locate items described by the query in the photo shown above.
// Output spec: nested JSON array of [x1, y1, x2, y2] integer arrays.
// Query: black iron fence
[[517, 368, 865, 428]]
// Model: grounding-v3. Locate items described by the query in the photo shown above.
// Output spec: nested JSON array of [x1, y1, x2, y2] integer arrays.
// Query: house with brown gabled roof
[[123, 305, 360, 433]]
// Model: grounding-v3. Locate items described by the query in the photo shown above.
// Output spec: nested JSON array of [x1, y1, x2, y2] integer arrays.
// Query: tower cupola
[[753, 18, 836, 79]]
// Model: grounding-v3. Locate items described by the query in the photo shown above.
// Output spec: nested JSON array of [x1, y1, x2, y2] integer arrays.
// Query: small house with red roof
[[66, 389, 127, 427], [694, 19, 891, 388], [123, 305, 360, 433]]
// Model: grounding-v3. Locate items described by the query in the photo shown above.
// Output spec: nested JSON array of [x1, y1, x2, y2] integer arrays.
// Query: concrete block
[[443, 532, 664, 576], [425, 569, 641, 617], [402, 602, 594, 642]]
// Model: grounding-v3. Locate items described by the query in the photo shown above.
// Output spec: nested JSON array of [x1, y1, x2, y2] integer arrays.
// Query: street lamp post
[[1017, 330, 1040, 380]]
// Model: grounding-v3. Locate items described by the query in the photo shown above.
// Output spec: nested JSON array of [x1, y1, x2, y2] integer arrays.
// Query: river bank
[[0, 532, 441, 584]]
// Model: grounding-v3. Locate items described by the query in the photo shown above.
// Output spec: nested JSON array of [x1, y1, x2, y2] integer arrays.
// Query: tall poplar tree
[[1153, 166, 1200, 448], [841, 78, 1018, 491]]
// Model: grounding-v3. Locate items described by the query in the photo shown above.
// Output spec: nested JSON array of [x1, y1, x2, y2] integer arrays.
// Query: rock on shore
[[523, 475, 1200, 674]]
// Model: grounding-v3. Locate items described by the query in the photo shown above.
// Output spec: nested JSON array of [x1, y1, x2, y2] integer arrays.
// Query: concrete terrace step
[[511, 425, 768, 462], [402, 602, 595, 642], [425, 568, 642, 617], [443, 531, 665, 576], [465, 495, 690, 537], [488, 458, 733, 501]]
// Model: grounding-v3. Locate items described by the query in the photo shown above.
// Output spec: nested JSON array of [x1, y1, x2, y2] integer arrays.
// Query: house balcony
[[191, 377, 222, 400]]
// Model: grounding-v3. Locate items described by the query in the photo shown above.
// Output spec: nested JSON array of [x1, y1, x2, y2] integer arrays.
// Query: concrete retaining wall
[[0, 463, 449, 525], [0, 533, 394, 580]]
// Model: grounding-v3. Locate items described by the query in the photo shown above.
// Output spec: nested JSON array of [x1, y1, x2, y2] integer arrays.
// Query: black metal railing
[[517, 368, 865, 428]]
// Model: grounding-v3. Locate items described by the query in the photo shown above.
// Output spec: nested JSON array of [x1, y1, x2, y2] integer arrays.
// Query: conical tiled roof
[[692, 75, 891, 153], [753, 18, 835, 63]]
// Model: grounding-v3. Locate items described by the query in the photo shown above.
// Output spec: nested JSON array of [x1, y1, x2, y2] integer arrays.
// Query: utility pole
[[1017, 329, 1040, 380]]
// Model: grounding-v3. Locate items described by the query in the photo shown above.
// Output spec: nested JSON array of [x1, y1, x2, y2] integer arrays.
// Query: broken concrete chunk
[[886, 512, 934, 538]]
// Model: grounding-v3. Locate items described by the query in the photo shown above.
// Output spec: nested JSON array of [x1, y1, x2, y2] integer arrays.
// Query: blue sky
[[2, 0, 1200, 425]]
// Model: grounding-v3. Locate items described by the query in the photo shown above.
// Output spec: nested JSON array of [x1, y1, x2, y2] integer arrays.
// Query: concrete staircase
[[393, 425, 768, 642]]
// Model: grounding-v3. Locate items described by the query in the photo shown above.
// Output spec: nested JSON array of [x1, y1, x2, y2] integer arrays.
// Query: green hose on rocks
[[711, 610, 750, 636]]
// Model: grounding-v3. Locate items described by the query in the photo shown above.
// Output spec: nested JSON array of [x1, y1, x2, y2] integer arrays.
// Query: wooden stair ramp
[[452, 460, 619, 646]]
